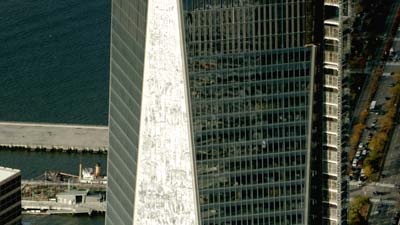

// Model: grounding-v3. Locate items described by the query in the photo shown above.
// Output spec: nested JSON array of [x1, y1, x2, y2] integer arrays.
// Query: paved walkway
[[0, 121, 108, 152]]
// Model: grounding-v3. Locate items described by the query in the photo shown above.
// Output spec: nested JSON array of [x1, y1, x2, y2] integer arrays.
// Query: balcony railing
[[325, 26, 340, 39], [325, 75, 339, 88], [325, 0, 340, 5], [325, 51, 339, 64]]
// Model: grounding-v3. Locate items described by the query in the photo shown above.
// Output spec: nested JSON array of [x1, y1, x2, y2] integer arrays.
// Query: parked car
[[362, 149, 367, 156], [357, 160, 364, 169], [353, 169, 361, 180], [352, 158, 358, 168]]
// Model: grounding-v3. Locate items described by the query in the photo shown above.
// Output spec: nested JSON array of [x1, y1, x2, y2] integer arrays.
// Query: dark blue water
[[0, 0, 111, 224], [22, 215, 105, 225], [0, 149, 107, 179], [0, 0, 110, 125]]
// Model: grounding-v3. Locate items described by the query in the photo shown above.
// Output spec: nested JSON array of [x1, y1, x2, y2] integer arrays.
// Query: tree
[[349, 196, 370, 225], [365, 150, 383, 167], [379, 116, 394, 132], [387, 107, 396, 119], [363, 164, 374, 177], [368, 134, 386, 152], [350, 123, 366, 150], [384, 99, 395, 111], [390, 84, 400, 96], [393, 73, 400, 83], [360, 109, 369, 123]]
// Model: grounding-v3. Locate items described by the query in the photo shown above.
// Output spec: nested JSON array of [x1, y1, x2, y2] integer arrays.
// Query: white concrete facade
[[322, 0, 352, 224], [132, 0, 199, 225]]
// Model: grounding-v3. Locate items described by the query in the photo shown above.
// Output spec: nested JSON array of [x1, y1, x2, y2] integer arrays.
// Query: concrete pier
[[0, 122, 108, 153], [22, 200, 106, 215]]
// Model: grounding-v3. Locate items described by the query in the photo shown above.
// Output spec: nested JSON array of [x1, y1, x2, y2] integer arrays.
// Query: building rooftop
[[0, 166, 20, 183], [56, 190, 89, 196]]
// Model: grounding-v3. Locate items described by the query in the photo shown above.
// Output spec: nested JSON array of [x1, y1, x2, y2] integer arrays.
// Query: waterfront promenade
[[0, 122, 108, 153]]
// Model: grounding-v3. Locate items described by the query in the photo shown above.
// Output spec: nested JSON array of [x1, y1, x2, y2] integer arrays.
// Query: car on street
[[373, 191, 385, 196], [353, 170, 360, 181], [357, 160, 363, 169], [352, 158, 358, 168], [371, 119, 378, 129], [362, 149, 367, 156]]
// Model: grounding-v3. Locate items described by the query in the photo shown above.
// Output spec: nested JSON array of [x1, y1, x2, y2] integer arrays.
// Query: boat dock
[[0, 122, 108, 153]]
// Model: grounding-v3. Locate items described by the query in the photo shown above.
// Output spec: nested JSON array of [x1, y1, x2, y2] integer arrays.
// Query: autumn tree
[[349, 196, 370, 225], [363, 164, 374, 177], [379, 115, 394, 132], [368, 133, 386, 152], [360, 109, 369, 123], [350, 123, 365, 147]]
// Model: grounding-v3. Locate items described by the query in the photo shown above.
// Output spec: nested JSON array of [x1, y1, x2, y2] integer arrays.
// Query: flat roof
[[57, 190, 89, 196], [0, 166, 20, 183]]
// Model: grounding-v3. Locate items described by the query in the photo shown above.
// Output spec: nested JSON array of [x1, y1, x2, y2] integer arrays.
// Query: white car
[[360, 169, 365, 177], [362, 149, 367, 156], [352, 159, 358, 168]]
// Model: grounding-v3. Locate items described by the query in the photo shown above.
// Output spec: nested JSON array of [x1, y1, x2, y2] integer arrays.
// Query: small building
[[56, 190, 88, 205], [0, 166, 22, 225]]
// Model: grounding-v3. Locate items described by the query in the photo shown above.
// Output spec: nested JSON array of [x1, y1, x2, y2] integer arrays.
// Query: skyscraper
[[106, 0, 199, 224], [182, 1, 316, 225], [0, 167, 21, 225], [316, 0, 351, 224], [106, 0, 350, 225]]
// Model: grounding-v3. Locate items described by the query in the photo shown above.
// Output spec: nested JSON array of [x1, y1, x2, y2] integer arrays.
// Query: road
[[349, 9, 400, 224], [351, 0, 400, 124]]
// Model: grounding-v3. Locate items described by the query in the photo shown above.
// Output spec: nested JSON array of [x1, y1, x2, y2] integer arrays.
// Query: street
[[350, 23, 400, 225]]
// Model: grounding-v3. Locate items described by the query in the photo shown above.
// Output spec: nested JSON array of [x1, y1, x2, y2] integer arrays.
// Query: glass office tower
[[106, 0, 348, 225], [182, 1, 316, 224], [106, 1, 148, 224]]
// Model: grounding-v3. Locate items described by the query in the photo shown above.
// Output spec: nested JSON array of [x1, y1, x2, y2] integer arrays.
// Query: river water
[[0, 0, 110, 125], [0, 0, 111, 224]]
